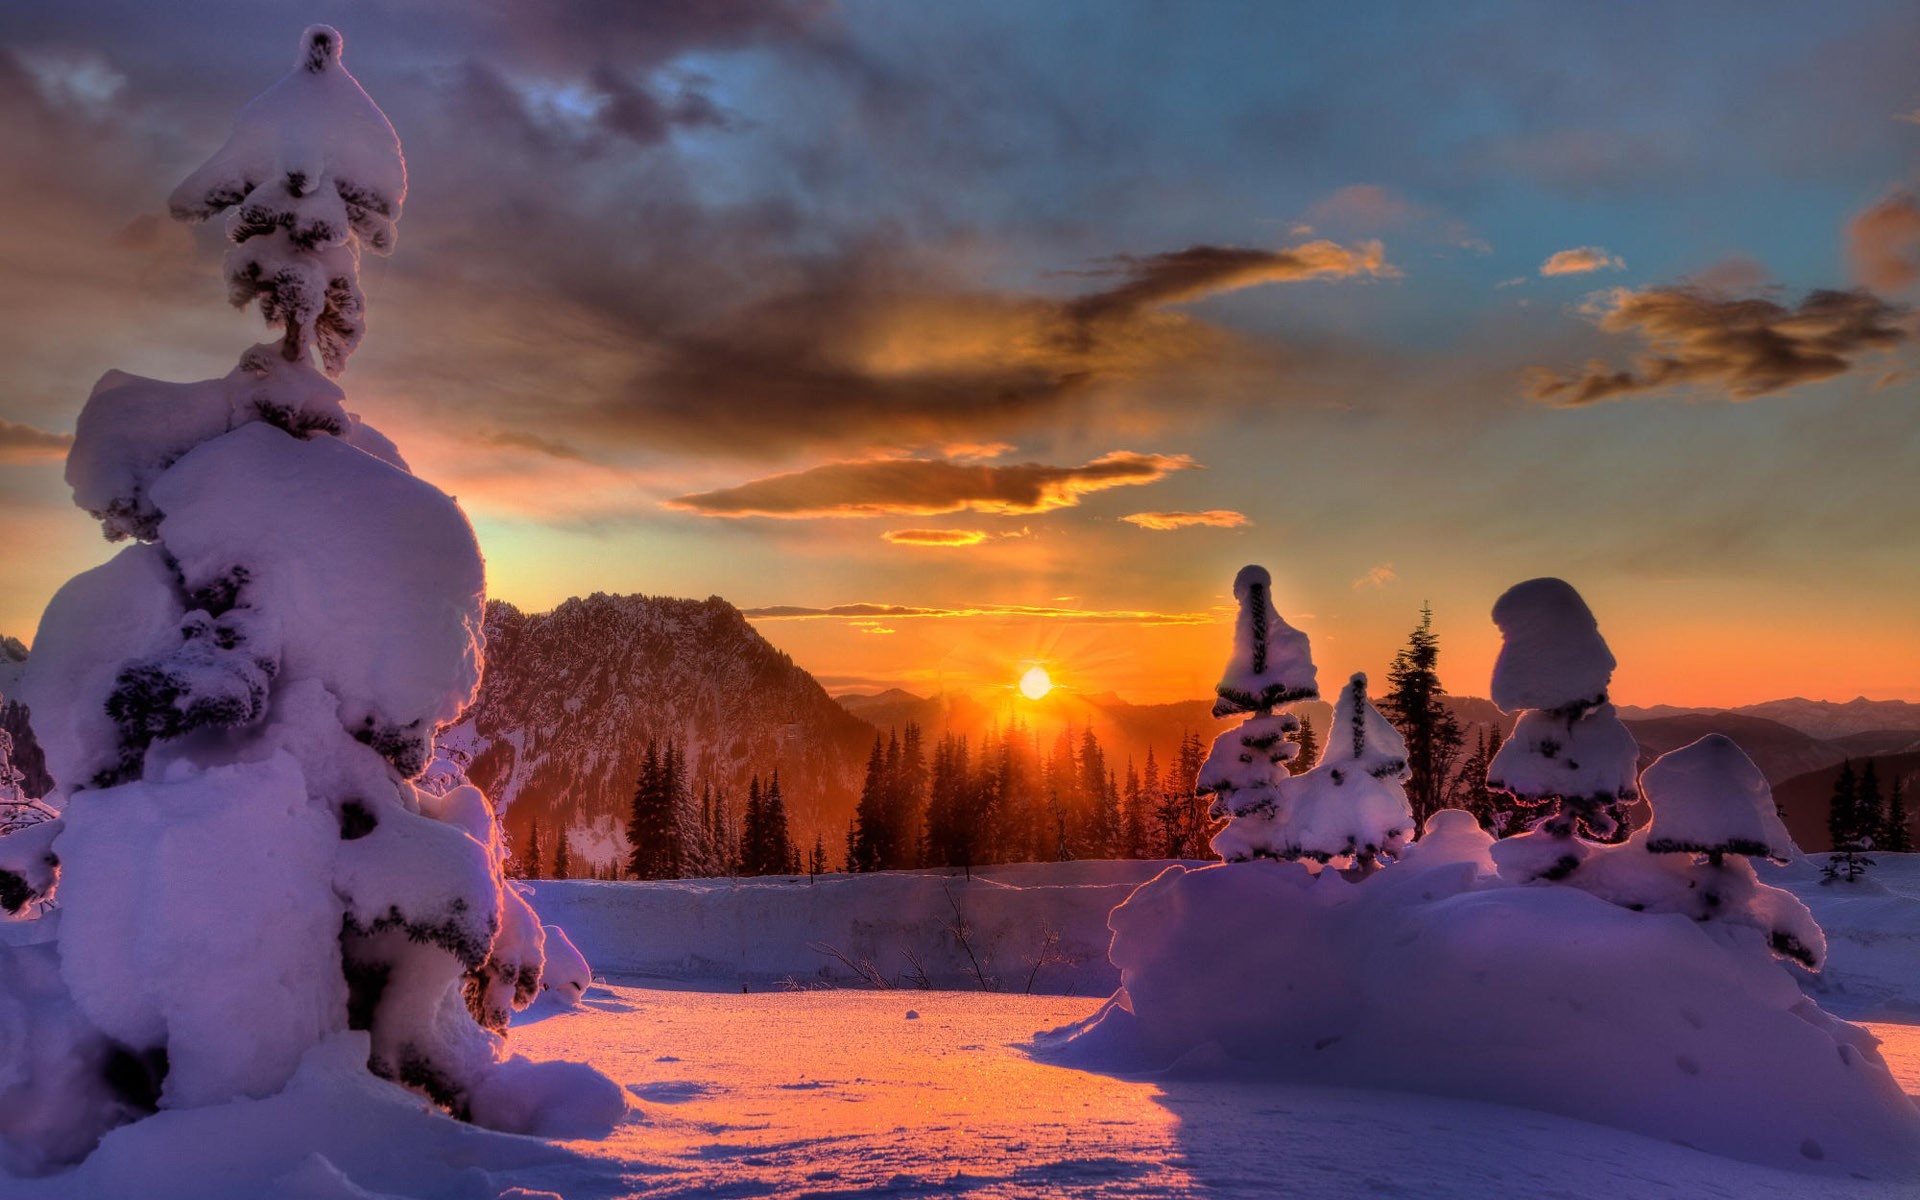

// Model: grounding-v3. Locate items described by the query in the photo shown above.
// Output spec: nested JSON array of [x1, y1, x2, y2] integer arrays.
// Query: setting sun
[[1018, 664, 1054, 700]]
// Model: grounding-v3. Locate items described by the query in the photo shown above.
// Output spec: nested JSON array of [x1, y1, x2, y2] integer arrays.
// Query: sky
[[1, 0, 1917, 708]]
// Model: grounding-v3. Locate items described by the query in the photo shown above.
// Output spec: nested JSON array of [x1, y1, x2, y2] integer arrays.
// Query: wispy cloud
[[882, 528, 989, 547], [742, 602, 1213, 625], [1301, 184, 1487, 252], [1526, 284, 1909, 406], [1847, 190, 1920, 293], [667, 451, 1197, 518], [1352, 563, 1398, 590], [0, 418, 72, 464], [1540, 246, 1625, 276], [1121, 509, 1249, 531]]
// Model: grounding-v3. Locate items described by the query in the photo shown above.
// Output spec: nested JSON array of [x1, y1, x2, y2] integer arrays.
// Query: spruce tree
[[849, 736, 887, 872], [553, 827, 570, 880], [1859, 761, 1886, 848], [742, 775, 766, 875], [1122, 758, 1146, 858], [1886, 776, 1914, 854], [1824, 760, 1873, 882], [523, 816, 545, 881], [763, 771, 795, 876], [1380, 606, 1465, 829], [1288, 715, 1318, 777], [627, 740, 685, 880]]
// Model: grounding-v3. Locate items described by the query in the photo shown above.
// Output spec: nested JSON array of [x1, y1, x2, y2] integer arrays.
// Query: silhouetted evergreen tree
[[1886, 776, 1914, 853], [627, 739, 688, 880], [1381, 606, 1465, 830], [849, 736, 889, 872], [521, 816, 544, 880], [553, 827, 570, 880], [1859, 761, 1886, 847], [1824, 759, 1874, 882], [764, 771, 796, 875], [1287, 715, 1318, 776], [1122, 758, 1147, 858]]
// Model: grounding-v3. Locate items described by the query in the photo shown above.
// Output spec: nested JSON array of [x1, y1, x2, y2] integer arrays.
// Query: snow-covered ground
[[7, 856, 1920, 1198], [503, 983, 1920, 1200]]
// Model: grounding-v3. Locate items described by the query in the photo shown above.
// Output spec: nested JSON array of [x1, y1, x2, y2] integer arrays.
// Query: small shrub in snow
[[0, 26, 617, 1174]]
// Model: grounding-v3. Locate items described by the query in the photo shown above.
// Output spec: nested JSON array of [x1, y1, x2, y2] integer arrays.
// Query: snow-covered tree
[[1606, 735, 1823, 968], [1211, 565, 1316, 718], [1281, 673, 1414, 868], [1198, 564, 1410, 867], [0, 28, 620, 1171], [1197, 568, 1316, 856], [1483, 578, 1639, 882]]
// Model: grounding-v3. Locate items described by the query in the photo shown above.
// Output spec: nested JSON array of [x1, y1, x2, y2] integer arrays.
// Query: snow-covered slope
[[456, 595, 876, 862]]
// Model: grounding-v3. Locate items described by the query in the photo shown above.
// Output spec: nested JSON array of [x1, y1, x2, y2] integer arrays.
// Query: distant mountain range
[[4, 603, 1917, 859], [1617, 697, 1920, 739]]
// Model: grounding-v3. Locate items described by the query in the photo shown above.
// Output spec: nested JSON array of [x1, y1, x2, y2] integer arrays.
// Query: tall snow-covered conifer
[[0, 27, 620, 1171]]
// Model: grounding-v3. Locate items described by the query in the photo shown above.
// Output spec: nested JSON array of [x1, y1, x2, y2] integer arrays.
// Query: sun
[[1018, 664, 1054, 701]]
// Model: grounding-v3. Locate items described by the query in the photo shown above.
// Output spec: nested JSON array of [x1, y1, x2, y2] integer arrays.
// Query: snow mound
[[1042, 855, 1920, 1174], [1489, 577, 1615, 714]]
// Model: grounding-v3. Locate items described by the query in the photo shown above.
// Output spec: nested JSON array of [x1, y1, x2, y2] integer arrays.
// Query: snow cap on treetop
[[169, 25, 405, 226], [1213, 565, 1317, 717], [1323, 672, 1409, 781], [1489, 577, 1615, 714], [1644, 734, 1794, 864]]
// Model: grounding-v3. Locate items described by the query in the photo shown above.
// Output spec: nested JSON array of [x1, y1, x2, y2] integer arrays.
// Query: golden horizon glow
[[1018, 665, 1054, 701]]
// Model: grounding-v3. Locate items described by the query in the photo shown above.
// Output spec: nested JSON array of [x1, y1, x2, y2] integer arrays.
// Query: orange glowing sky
[[1, 2, 1917, 708]]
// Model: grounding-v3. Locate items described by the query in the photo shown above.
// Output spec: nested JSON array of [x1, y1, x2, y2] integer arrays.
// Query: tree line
[[524, 608, 1579, 880]]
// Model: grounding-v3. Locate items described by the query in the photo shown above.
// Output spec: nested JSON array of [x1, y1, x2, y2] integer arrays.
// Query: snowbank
[[526, 861, 1179, 995], [1038, 849, 1920, 1174]]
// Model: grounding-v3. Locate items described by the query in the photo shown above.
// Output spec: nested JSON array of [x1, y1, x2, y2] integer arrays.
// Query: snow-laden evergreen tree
[[0, 28, 619, 1170], [1197, 566, 1319, 862], [1211, 565, 1317, 718], [1483, 578, 1639, 883], [1213, 673, 1413, 870]]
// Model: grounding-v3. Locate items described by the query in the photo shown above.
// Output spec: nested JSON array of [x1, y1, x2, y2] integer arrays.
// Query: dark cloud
[[1848, 190, 1920, 293], [1061, 241, 1392, 329], [0, 418, 73, 463], [1526, 285, 1910, 406], [666, 451, 1197, 518], [576, 238, 1390, 457]]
